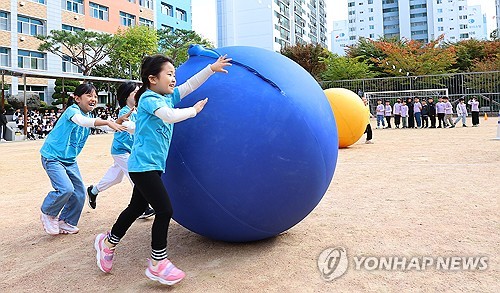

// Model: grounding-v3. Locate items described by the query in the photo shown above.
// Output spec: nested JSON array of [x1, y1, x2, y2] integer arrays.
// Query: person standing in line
[[362, 96, 373, 144], [436, 97, 446, 128], [393, 98, 402, 128], [427, 97, 437, 128], [453, 98, 468, 127], [384, 100, 392, 128], [443, 97, 454, 128], [406, 98, 414, 128], [376, 99, 385, 129], [421, 100, 429, 128], [400, 101, 409, 128], [468, 97, 480, 127], [413, 97, 422, 128]]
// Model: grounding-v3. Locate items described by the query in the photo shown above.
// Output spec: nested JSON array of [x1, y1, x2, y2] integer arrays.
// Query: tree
[[92, 25, 157, 81], [320, 55, 376, 88], [346, 37, 402, 77], [371, 35, 457, 76], [157, 28, 213, 67], [280, 43, 331, 81], [51, 78, 80, 105], [37, 30, 120, 75], [448, 39, 500, 72]]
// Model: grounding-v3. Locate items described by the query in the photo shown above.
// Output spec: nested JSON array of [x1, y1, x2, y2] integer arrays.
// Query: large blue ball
[[163, 46, 338, 242]]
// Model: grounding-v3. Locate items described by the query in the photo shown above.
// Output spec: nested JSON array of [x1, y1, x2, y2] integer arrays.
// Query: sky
[[191, 0, 497, 46]]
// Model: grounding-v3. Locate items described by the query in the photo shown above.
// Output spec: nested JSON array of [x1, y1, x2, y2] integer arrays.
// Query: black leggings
[[111, 171, 173, 251]]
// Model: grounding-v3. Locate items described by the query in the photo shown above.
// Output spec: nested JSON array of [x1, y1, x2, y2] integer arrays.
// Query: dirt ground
[[0, 117, 498, 292]]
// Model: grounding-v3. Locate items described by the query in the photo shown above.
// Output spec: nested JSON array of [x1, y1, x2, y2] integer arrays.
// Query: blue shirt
[[40, 104, 91, 164], [111, 105, 136, 155], [128, 89, 181, 172]]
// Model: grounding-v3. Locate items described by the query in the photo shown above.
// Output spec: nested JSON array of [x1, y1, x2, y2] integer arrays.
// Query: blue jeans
[[377, 115, 385, 127], [415, 112, 422, 128], [41, 156, 85, 226]]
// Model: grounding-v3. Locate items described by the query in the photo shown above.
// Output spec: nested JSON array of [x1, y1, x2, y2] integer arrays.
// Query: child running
[[87, 82, 155, 219], [94, 54, 231, 285], [40, 83, 126, 235]]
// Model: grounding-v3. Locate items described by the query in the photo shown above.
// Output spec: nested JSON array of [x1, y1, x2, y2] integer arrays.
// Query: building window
[[0, 11, 9, 31], [18, 16, 45, 36], [18, 50, 46, 70], [438, 26, 444, 31], [62, 55, 82, 73], [139, 0, 153, 9], [0, 47, 10, 67], [30, 0, 46, 4], [176, 8, 187, 21], [63, 0, 84, 14], [460, 24, 468, 29], [460, 33, 469, 38], [127, 0, 135, 3], [17, 85, 46, 101], [139, 17, 154, 27], [368, 0, 373, 4], [369, 33, 374, 38], [161, 2, 173, 16], [120, 11, 135, 27], [437, 18, 443, 22], [369, 16, 374, 21], [161, 24, 173, 31], [62, 24, 84, 32], [90, 2, 109, 21], [437, 0, 442, 3]]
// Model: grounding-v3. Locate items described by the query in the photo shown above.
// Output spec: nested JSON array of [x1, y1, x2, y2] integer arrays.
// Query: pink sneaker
[[145, 258, 186, 285], [94, 233, 115, 273]]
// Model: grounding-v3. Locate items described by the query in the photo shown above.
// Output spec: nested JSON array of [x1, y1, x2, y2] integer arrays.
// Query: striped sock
[[107, 233, 121, 246], [151, 248, 168, 261]]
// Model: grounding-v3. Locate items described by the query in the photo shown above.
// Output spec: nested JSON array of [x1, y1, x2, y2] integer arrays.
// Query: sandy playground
[[0, 117, 499, 292]]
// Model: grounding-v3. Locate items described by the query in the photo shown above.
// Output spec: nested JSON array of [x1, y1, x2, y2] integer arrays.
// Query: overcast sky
[[191, 0, 497, 46]]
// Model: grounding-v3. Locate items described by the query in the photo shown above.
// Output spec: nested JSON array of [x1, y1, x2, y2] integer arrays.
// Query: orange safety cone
[[484, 113, 488, 120]]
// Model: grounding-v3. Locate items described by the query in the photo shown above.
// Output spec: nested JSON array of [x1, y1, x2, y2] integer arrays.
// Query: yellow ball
[[324, 88, 368, 148]]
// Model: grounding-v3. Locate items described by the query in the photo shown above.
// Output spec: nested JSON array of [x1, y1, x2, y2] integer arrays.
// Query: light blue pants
[[41, 156, 85, 226], [377, 115, 385, 127], [454, 113, 467, 125]]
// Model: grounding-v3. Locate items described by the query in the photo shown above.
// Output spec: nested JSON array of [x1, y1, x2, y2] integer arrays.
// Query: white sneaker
[[59, 220, 79, 234], [40, 213, 59, 235]]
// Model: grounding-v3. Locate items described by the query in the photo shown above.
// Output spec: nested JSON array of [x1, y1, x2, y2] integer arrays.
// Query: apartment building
[[216, 0, 328, 52], [0, 0, 192, 104], [332, 0, 489, 56]]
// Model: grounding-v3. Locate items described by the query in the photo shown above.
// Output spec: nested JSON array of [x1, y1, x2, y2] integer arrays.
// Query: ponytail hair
[[135, 54, 174, 105], [117, 82, 137, 108]]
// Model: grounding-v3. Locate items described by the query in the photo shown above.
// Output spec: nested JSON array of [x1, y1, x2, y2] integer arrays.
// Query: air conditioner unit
[[20, 36, 25, 41], [20, 1, 26, 6], [74, 15, 78, 20]]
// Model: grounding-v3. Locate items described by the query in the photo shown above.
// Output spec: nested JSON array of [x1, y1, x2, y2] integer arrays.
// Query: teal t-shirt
[[111, 105, 136, 155], [128, 89, 181, 172], [40, 104, 91, 164]]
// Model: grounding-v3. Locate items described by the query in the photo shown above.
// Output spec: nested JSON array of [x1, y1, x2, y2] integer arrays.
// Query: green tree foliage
[[51, 79, 80, 105], [37, 30, 120, 75], [157, 28, 213, 67], [320, 55, 376, 87], [100, 25, 158, 80], [280, 43, 331, 81]]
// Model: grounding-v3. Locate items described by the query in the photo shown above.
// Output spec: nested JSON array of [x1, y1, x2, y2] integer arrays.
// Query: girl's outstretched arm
[[155, 98, 208, 124]]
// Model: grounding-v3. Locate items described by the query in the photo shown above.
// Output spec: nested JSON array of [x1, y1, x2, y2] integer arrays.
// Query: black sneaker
[[138, 207, 155, 219], [87, 185, 97, 209]]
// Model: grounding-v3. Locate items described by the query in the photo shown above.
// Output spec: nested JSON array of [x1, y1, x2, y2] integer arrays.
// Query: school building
[[0, 0, 192, 105]]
